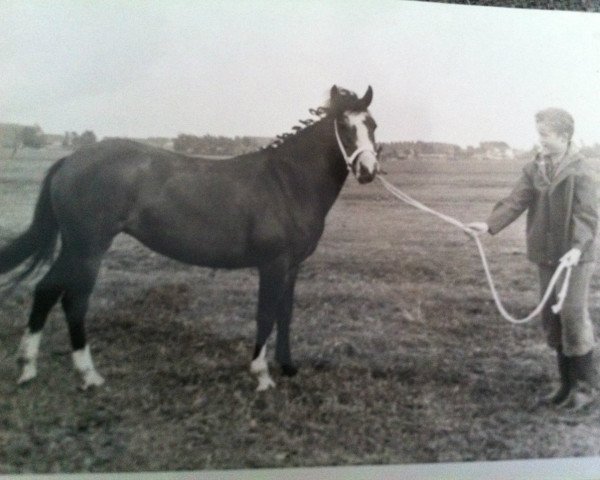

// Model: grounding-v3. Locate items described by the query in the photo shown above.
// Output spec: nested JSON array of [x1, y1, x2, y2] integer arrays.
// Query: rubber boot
[[541, 348, 571, 406], [560, 350, 597, 411]]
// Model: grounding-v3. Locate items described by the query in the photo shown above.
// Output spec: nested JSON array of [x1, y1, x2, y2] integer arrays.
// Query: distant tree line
[[62, 131, 97, 148], [173, 134, 269, 156], [378, 141, 468, 161], [3, 122, 600, 161], [0, 124, 98, 157], [4, 124, 46, 157], [381, 140, 517, 161], [378, 140, 600, 161], [580, 144, 600, 159], [20, 125, 46, 149]]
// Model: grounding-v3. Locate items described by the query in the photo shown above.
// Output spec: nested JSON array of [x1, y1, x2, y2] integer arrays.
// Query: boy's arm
[[571, 173, 598, 255], [486, 167, 534, 235]]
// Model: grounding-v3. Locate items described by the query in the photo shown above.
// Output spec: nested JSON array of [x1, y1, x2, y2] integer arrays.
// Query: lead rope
[[377, 175, 573, 324]]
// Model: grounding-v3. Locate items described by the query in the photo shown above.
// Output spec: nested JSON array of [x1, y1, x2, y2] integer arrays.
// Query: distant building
[[477, 141, 514, 160], [379, 141, 461, 161], [418, 153, 452, 161]]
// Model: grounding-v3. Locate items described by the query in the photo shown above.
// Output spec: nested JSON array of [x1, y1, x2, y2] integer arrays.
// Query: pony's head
[[329, 85, 379, 184]]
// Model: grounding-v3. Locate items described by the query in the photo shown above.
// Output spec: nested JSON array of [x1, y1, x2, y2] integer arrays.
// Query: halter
[[334, 119, 378, 172]]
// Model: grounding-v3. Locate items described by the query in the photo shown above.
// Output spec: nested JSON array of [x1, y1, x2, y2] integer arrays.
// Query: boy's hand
[[560, 248, 582, 267], [465, 222, 489, 235]]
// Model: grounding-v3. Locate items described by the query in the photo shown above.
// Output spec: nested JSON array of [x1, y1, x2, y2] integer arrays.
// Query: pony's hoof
[[281, 364, 298, 377], [256, 376, 276, 392], [560, 389, 595, 412], [79, 371, 105, 391], [17, 364, 37, 385], [538, 384, 570, 407]]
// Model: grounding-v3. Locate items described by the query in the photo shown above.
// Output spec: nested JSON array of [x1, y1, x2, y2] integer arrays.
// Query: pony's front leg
[[275, 265, 299, 376], [251, 261, 287, 391], [250, 344, 275, 391], [72, 344, 104, 390]]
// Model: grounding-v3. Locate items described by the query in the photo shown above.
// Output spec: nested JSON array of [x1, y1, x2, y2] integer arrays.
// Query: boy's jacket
[[487, 148, 598, 265]]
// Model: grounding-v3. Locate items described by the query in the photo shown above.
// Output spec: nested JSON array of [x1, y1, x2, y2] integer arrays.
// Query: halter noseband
[[334, 119, 378, 172]]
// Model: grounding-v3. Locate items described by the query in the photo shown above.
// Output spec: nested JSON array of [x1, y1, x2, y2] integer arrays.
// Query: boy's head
[[535, 108, 574, 157]]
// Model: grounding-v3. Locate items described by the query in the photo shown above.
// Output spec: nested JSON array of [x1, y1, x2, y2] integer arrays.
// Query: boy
[[468, 108, 598, 410]]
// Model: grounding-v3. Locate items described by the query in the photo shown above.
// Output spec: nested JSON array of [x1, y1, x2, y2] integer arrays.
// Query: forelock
[[327, 88, 363, 115]]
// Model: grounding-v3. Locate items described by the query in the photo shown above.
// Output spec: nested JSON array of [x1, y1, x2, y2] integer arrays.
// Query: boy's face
[[536, 122, 569, 157]]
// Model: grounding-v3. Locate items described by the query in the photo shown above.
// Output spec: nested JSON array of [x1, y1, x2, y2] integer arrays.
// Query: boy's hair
[[535, 108, 575, 141]]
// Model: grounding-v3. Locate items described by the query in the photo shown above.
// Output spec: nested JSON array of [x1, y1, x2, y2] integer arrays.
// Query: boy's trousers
[[538, 262, 595, 357]]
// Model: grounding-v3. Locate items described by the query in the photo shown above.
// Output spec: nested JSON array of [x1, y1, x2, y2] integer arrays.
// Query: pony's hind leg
[[60, 251, 105, 390], [17, 243, 107, 389], [17, 266, 64, 384]]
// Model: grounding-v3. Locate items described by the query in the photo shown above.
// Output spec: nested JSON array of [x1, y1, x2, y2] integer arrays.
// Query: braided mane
[[264, 88, 361, 150]]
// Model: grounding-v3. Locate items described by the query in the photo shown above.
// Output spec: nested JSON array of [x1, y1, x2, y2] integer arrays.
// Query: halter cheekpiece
[[334, 119, 377, 172]]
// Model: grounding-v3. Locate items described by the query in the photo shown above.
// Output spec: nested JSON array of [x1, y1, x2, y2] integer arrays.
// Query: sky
[[1, 0, 599, 149]]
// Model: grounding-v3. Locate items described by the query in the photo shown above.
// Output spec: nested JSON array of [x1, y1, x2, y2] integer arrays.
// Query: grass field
[[2, 146, 600, 473]]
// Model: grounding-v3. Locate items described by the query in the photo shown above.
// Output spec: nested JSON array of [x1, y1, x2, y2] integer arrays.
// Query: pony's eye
[[365, 117, 377, 130]]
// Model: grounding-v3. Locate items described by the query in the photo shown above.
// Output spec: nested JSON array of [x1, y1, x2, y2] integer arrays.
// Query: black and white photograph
[[1, 1, 600, 478]]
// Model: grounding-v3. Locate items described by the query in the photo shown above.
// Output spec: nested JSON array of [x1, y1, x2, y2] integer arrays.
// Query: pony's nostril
[[357, 165, 366, 179], [357, 164, 375, 183]]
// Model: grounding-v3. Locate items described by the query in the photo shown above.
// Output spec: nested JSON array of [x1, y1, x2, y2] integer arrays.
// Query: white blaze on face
[[345, 112, 378, 176], [17, 329, 42, 384], [250, 345, 275, 391]]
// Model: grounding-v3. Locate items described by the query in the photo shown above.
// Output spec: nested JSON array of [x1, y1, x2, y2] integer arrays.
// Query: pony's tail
[[0, 159, 65, 284]]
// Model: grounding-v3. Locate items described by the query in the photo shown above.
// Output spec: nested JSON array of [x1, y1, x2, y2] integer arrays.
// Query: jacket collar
[[552, 143, 581, 181], [535, 143, 582, 189]]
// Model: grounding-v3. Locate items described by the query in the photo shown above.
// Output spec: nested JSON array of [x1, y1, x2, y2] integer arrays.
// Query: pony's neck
[[272, 117, 349, 216], [289, 117, 348, 195]]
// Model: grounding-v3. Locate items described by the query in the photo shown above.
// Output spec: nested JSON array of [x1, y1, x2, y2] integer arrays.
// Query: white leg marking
[[17, 330, 42, 384], [72, 345, 105, 390], [250, 345, 275, 391]]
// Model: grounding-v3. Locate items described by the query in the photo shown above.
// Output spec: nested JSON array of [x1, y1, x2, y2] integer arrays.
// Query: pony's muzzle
[[354, 151, 379, 184]]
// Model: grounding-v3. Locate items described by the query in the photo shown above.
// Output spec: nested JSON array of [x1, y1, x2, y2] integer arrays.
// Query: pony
[[0, 85, 380, 391]]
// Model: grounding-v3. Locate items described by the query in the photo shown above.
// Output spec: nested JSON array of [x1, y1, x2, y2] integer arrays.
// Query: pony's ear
[[330, 85, 340, 99], [360, 86, 373, 109]]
